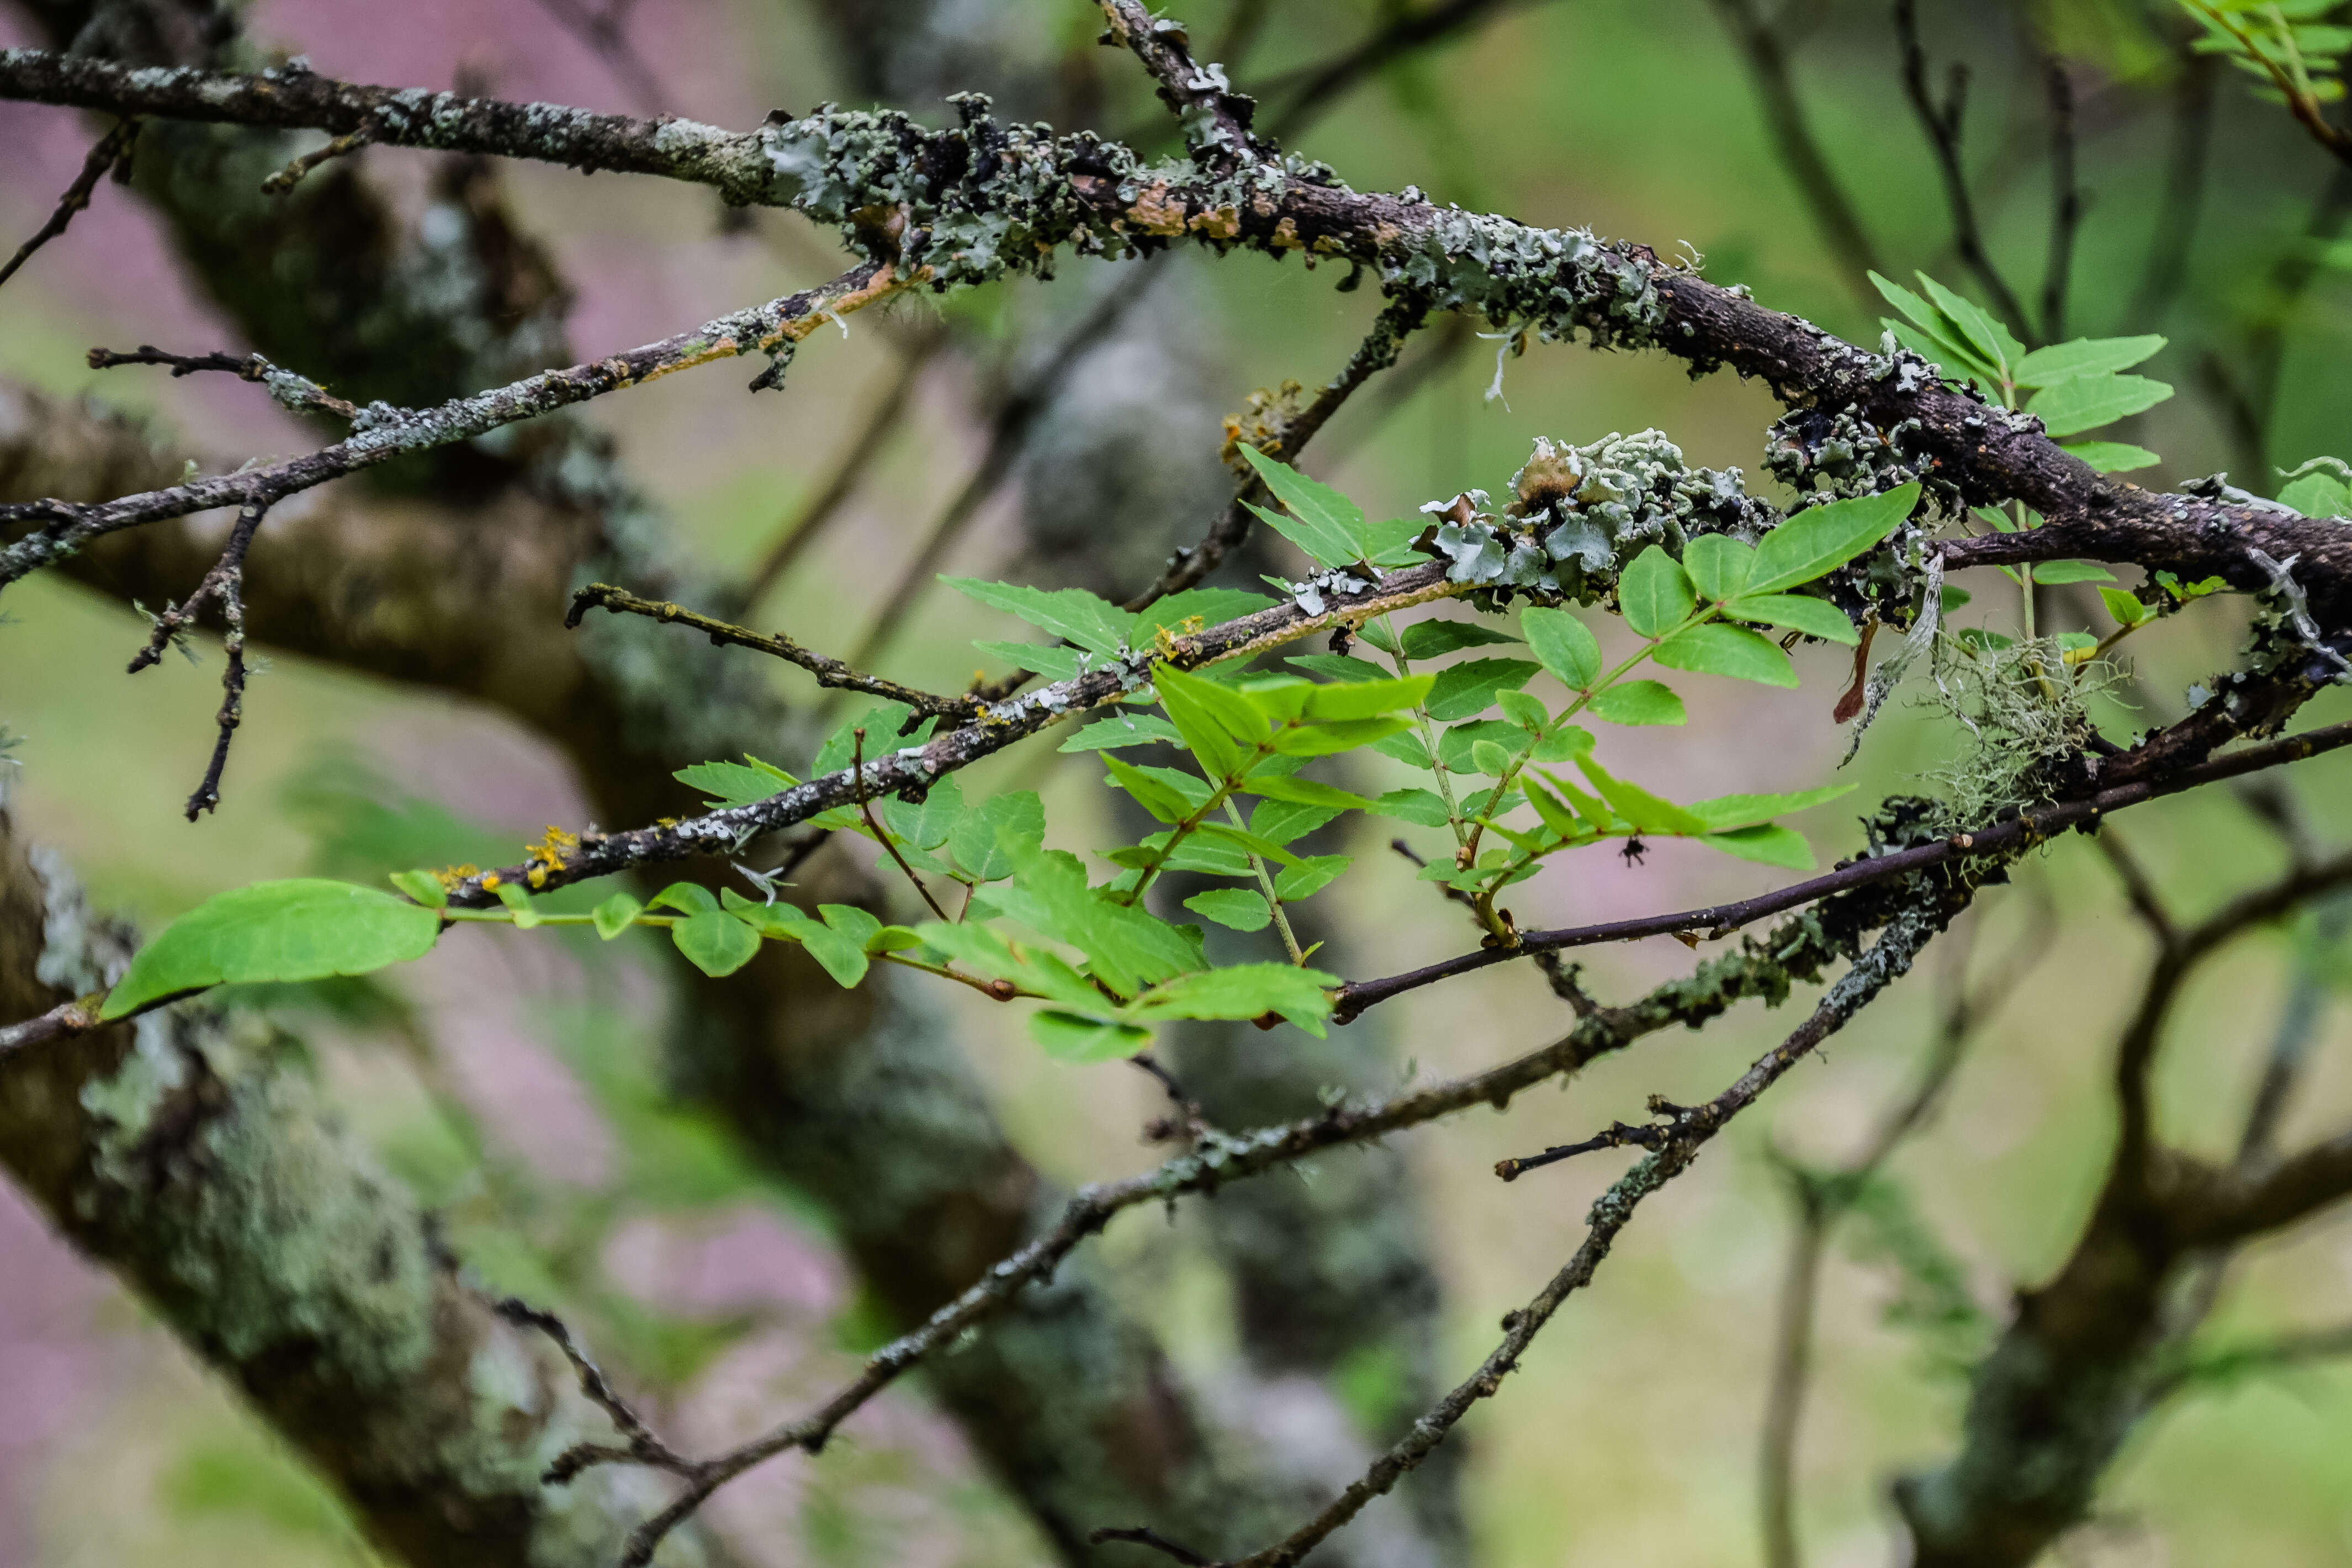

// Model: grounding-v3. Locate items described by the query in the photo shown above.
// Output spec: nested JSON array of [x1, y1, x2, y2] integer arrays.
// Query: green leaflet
[[2014, 335, 2165, 386], [1185, 888, 1273, 931], [949, 791, 1045, 882], [1424, 658, 1544, 722], [1287, 653, 1390, 682], [1031, 1011, 1156, 1062], [944, 576, 1133, 655], [1575, 757, 1708, 835], [1126, 962, 1341, 1035], [976, 639, 1087, 681], [1400, 618, 1522, 659], [1703, 824, 1815, 870], [103, 880, 443, 1019], [1683, 534, 1757, 602], [1587, 680, 1685, 725], [1724, 594, 1858, 645], [1618, 546, 1696, 638], [1747, 485, 1919, 596], [1240, 446, 1368, 568], [671, 909, 764, 978], [1248, 799, 1341, 845], [674, 755, 798, 808], [2026, 374, 2173, 438], [591, 893, 643, 940], [1060, 713, 1184, 752], [1519, 606, 1603, 688], [2030, 561, 2115, 585], [993, 836, 1199, 998], [2062, 442, 2161, 474], [1274, 854, 1350, 901], [1686, 785, 1855, 832], [813, 704, 938, 772], [1371, 787, 1453, 825], [882, 775, 964, 851], [1651, 623, 1797, 687]]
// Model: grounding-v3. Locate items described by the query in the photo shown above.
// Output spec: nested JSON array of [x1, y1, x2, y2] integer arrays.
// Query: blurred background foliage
[[4, 0, 2352, 1564]]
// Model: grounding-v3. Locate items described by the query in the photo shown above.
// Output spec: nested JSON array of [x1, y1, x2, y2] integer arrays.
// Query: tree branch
[[0, 115, 136, 289]]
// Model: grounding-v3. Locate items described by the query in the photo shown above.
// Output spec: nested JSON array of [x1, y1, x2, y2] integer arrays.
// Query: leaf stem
[[1225, 797, 1305, 963]]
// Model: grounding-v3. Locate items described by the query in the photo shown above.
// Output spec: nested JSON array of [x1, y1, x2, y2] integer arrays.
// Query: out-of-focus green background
[[4, 0, 2352, 1564]]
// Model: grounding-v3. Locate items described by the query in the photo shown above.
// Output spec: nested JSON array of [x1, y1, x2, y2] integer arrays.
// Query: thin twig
[[494, 1298, 692, 1479], [851, 728, 952, 922], [260, 123, 375, 195], [1260, 0, 1542, 140], [2124, 50, 2217, 330], [565, 581, 981, 721], [119, 499, 270, 819], [0, 117, 137, 291], [1090, 1527, 1214, 1565], [87, 343, 359, 419], [1893, 0, 2035, 340], [1239, 910, 1950, 1568]]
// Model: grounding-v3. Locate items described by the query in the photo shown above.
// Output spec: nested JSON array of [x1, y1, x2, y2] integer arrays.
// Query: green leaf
[[2099, 586, 2153, 627], [1683, 534, 1757, 602], [1618, 546, 1696, 638], [2026, 374, 2172, 437], [2061, 441, 2161, 474], [882, 775, 964, 851], [1423, 658, 1543, 722], [1240, 447, 1368, 568], [1249, 800, 1340, 846], [670, 910, 764, 978], [1129, 962, 1341, 1035], [1748, 484, 1919, 595], [674, 756, 798, 808], [493, 881, 542, 930], [1371, 729, 1433, 768], [1272, 715, 1412, 756], [1299, 674, 1433, 721], [1273, 854, 1350, 900], [1587, 680, 1685, 725], [1061, 713, 1184, 752], [2014, 335, 2164, 387], [1470, 738, 1518, 777], [1103, 755, 1206, 824], [1575, 757, 1708, 835], [648, 882, 718, 916], [591, 893, 643, 940], [1496, 688, 1550, 732], [1399, 619, 1522, 660], [1703, 824, 1815, 870], [995, 839, 1199, 997], [1155, 662, 1269, 776], [1193, 820, 1303, 867], [1523, 776, 1593, 840], [1286, 653, 1389, 682], [1438, 719, 1524, 774], [819, 903, 883, 951], [814, 704, 936, 773], [1532, 723, 1595, 762], [103, 880, 442, 1019], [1031, 1010, 1155, 1062], [1371, 787, 1453, 825], [1725, 592, 1858, 644], [1133, 589, 1277, 642], [2056, 631, 2099, 653], [2279, 468, 2352, 519], [1885, 317, 1999, 387], [976, 639, 1086, 681], [2030, 560, 2115, 584], [949, 791, 1045, 882], [1238, 772, 1373, 810], [1652, 623, 1798, 687], [944, 576, 1132, 655], [1915, 272, 2023, 377], [1520, 606, 1603, 689], [1185, 888, 1273, 931], [1687, 785, 1855, 832], [389, 870, 447, 908], [867, 924, 924, 953], [1871, 273, 2000, 382], [1354, 516, 1430, 566]]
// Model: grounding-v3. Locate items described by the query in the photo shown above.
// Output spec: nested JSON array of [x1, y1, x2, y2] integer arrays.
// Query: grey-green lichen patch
[[1421, 430, 1781, 607]]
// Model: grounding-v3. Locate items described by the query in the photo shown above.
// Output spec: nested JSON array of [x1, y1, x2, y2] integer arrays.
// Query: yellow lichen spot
[[433, 862, 482, 891], [526, 824, 581, 871], [1188, 205, 1242, 240], [1127, 183, 1189, 236], [480, 873, 502, 891], [526, 867, 549, 889], [1273, 217, 1302, 250]]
